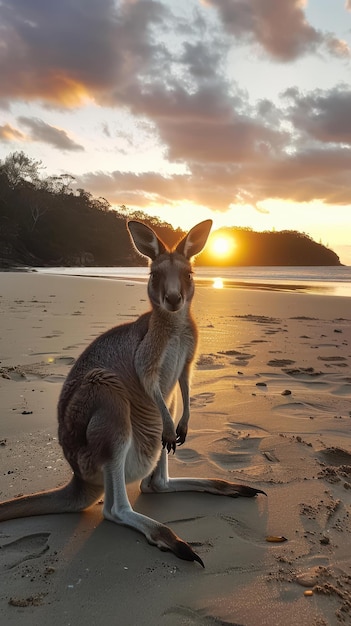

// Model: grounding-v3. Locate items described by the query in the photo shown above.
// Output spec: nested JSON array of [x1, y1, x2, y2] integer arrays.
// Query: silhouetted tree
[[1, 151, 43, 188]]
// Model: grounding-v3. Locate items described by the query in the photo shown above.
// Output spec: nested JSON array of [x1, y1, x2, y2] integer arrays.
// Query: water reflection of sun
[[213, 277, 224, 289]]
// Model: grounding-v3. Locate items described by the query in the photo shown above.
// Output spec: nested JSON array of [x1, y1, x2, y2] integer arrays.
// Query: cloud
[[77, 140, 351, 212], [123, 81, 287, 165], [325, 36, 351, 58], [17, 117, 84, 151], [77, 168, 245, 211], [102, 123, 111, 138], [242, 147, 351, 204], [0, 0, 169, 106], [1, 0, 347, 112], [206, 0, 349, 61], [1, 0, 350, 216], [284, 85, 351, 145], [0, 123, 25, 142]]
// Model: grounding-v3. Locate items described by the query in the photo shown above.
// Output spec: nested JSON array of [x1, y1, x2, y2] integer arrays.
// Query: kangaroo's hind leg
[[103, 450, 204, 566], [86, 376, 204, 565], [141, 449, 266, 497]]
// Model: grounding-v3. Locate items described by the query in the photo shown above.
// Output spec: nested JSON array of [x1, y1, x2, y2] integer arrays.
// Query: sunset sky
[[1, 0, 351, 264]]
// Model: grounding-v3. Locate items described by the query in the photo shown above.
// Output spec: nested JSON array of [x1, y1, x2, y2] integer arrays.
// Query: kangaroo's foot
[[103, 457, 204, 566], [103, 505, 204, 567], [227, 483, 267, 498], [141, 475, 266, 497], [140, 452, 266, 497]]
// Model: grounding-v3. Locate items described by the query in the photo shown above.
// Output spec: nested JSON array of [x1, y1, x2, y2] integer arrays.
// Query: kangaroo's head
[[127, 220, 212, 313]]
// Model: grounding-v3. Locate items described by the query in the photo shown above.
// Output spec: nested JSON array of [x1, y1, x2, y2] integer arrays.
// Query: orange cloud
[[0, 123, 25, 142]]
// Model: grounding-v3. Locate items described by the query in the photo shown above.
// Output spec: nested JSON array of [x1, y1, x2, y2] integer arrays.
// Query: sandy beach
[[0, 272, 350, 626]]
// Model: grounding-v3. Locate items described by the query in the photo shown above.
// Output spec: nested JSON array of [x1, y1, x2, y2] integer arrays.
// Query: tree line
[[0, 151, 341, 267]]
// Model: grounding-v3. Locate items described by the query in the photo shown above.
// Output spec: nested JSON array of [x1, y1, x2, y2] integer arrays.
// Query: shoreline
[[0, 272, 350, 625], [37, 265, 351, 298]]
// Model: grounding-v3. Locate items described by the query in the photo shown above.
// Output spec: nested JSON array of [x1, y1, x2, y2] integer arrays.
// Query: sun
[[208, 233, 236, 259]]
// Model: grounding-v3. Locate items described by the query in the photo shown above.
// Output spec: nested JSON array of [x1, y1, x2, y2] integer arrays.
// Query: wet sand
[[0, 272, 350, 626]]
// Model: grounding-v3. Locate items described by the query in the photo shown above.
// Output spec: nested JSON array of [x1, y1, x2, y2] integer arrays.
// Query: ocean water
[[38, 265, 351, 298]]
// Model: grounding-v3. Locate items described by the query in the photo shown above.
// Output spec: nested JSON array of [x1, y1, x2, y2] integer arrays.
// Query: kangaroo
[[0, 220, 265, 566]]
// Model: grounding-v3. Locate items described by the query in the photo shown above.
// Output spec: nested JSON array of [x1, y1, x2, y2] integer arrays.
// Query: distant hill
[[197, 227, 341, 267], [0, 151, 341, 268]]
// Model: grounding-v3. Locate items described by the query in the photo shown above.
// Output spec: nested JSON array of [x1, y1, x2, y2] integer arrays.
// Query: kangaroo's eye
[[150, 271, 160, 284]]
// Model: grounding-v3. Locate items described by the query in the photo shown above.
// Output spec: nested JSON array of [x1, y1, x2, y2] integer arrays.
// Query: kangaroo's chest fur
[[60, 310, 196, 429], [159, 335, 188, 391], [134, 309, 196, 401]]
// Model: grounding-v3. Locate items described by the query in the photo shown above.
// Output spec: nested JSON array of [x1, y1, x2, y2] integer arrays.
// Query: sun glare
[[213, 277, 224, 289], [208, 233, 236, 260]]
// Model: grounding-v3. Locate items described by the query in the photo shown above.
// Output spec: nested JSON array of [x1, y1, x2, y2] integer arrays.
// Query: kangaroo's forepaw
[[175, 422, 188, 446], [162, 436, 176, 454]]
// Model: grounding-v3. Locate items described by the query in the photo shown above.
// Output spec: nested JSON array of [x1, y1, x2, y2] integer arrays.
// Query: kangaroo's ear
[[175, 220, 213, 259], [127, 221, 167, 260]]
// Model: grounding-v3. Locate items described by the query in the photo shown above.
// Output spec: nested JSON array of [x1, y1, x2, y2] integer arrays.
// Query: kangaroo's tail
[[0, 475, 103, 522]]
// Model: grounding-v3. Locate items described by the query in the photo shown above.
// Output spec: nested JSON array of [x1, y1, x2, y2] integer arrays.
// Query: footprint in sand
[[218, 513, 265, 546], [196, 354, 226, 370], [163, 605, 245, 625], [190, 392, 215, 408], [299, 489, 346, 546], [44, 374, 67, 382], [283, 366, 323, 378], [54, 356, 75, 366], [318, 356, 348, 368], [43, 357, 75, 381], [209, 423, 267, 471], [0, 366, 26, 381], [267, 359, 295, 367], [1, 357, 75, 383], [316, 446, 351, 467], [174, 448, 203, 464], [0, 533, 50, 571], [227, 422, 268, 437], [219, 350, 255, 367], [332, 382, 351, 396], [272, 400, 330, 418], [234, 314, 281, 325], [250, 339, 269, 344], [290, 316, 318, 321], [210, 450, 252, 468], [162, 605, 243, 626]]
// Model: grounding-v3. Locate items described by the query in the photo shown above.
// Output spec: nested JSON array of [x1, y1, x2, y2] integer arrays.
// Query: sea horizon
[[37, 265, 351, 298]]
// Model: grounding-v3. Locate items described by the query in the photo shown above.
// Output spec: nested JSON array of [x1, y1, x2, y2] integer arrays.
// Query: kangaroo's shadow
[[0, 488, 267, 626]]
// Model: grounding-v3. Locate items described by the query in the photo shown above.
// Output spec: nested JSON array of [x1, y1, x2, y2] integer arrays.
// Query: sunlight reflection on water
[[212, 277, 224, 289]]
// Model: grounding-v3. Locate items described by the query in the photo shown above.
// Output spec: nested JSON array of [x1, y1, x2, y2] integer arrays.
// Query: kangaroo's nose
[[165, 292, 182, 308]]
